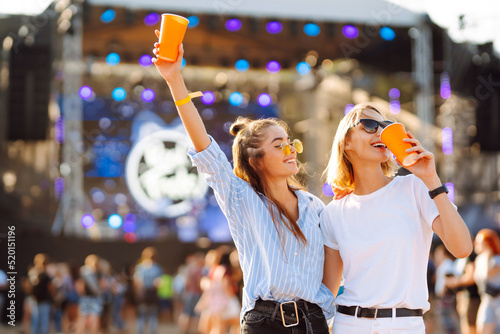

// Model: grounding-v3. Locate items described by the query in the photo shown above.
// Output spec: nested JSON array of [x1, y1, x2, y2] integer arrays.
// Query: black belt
[[253, 299, 321, 333], [337, 305, 423, 319]]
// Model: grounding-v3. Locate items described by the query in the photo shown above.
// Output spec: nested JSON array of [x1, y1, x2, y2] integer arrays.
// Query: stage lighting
[[445, 183, 454, 203], [55, 177, 65, 199], [144, 13, 160, 26], [442, 127, 453, 155], [440, 72, 451, 99], [304, 23, 320, 37], [100, 9, 116, 23], [296, 62, 311, 75], [266, 60, 281, 73], [141, 89, 155, 103], [389, 100, 401, 114], [322, 183, 334, 197], [187, 16, 200, 28], [108, 214, 123, 229], [79, 85, 93, 100], [125, 233, 137, 243], [266, 21, 283, 34], [257, 93, 272, 107], [389, 88, 400, 99], [181, 58, 186, 69], [229, 92, 244, 106], [345, 104, 354, 115], [342, 25, 358, 39], [139, 55, 152, 67], [106, 53, 120, 66], [201, 91, 216, 105], [123, 220, 136, 233], [235, 59, 249, 72], [380, 27, 396, 41], [112, 87, 127, 101], [225, 18, 242, 32], [81, 214, 95, 229]]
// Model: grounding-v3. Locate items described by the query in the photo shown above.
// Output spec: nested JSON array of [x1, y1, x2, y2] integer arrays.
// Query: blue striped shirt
[[188, 137, 335, 321]]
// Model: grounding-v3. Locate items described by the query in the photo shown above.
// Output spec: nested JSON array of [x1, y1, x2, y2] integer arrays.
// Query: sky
[[1, 0, 500, 54]]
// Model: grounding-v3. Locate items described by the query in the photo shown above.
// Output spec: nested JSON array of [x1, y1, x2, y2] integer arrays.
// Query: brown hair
[[229, 117, 307, 253], [476, 229, 500, 255], [324, 103, 398, 191]]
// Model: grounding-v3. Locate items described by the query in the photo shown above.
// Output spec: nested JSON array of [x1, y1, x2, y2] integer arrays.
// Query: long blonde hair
[[324, 103, 398, 191], [229, 117, 307, 252]]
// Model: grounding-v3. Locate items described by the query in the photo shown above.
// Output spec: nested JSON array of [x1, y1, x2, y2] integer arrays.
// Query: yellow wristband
[[174, 91, 203, 106]]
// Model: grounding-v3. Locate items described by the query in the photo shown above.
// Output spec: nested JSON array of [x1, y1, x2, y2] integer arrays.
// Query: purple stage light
[[257, 93, 272, 107], [144, 13, 160, 26], [266, 60, 281, 73], [445, 182, 455, 203], [442, 127, 453, 155], [440, 72, 451, 99], [55, 117, 64, 144], [389, 100, 401, 114], [201, 91, 216, 105], [79, 86, 93, 100], [139, 54, 152, 67], [322, 183, 334, 197], [81, 214, 95, 229], [123, 220, 136, 233], [55, 177, 65, 199], [141, 89, 156, 103], [389, 88, 400, 99], [342, 25, 358, 39], [345, 104, 354, 115], [266, 21, 283, 34], [225, 18, 242, 32]]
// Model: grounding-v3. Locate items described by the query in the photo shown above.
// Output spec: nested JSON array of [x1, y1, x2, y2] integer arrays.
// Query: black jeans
[[241, 299, 329, 334]]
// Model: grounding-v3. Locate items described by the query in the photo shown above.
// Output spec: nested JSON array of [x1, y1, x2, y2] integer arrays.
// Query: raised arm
[[405, 132, 473, 259], [152, 30, 210, 152]]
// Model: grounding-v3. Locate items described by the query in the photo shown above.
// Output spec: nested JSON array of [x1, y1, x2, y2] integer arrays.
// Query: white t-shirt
[[321, 174, 440, 312]]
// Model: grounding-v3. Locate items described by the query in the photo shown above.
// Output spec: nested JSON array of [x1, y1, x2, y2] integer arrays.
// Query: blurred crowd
[[2, 227, 500, 334], [0, 245, 242, 334]]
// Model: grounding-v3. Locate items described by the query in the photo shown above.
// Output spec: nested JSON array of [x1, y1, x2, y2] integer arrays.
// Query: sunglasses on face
[[355, 119, 394, 134], [279, 139, 303, 155]]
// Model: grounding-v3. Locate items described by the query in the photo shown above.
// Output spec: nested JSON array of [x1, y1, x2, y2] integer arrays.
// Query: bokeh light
[[108, 214, 123, 229], [144, 13, 160, 26], [266, 21, 283, 34], [100, 9, 116, 23], [442, 127, 453, 155], [79, 86, 93, 100], [55, 117, 64, 144], [81, 214, 95, 229], [440, 72, 451, 99], [187, 16, 199, 28], [389, 88, 400, 99], [229, 92, 244, 106], [296, 62, 311, 75], [181, 58, 186, 69], [257, 93, 272, 107], [106, 53, 120, 66], [139, 54, 152, 67], [304, 23, 321, 36], [322, 183, 334, 197], [141, 89, 156, 103], [266, 60, 281, 73], [201, 91, 216, 105], [55, 177, 64, 199], [342, 25, 358, 39], [235, 59, 249, 72], [112, 87, 127, 101], [225, 18, 242, 32], [380, 27, 396, 41], [345, 104, 355, 115], [124, 233, 137, 243], [389, 100, 401, 114], [446, 182, 455, 203], [123, 220, 136, 233]]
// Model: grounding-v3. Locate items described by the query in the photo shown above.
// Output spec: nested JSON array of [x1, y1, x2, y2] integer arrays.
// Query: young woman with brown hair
[[152, 35, 334, 333]]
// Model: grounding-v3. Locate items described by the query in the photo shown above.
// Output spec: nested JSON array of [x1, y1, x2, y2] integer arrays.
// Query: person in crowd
[[197, 249, 222, 334], [98, 258, 115, 332], [178, 253, 204, 334], [321, 103, 472, 333], [433, 244, 460, 333], [61, 262, 80, 334], [76, 254, 103, 334], [28, 253, 55, 334], [446, 249, 480, 334], [153, 35, 335, 333], [157, 267, 174, 323], [473, 229, 500, 334], [111, 267, 127, 332], [133, 247, 163, 334]]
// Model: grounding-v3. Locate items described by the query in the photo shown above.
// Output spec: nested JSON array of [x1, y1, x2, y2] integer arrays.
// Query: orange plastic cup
[[380, 123, 418, 167], [158, 14, 189, 62]]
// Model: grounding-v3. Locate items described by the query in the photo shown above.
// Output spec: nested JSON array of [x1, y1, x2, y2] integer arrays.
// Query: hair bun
[[229, 117, 252, 136]]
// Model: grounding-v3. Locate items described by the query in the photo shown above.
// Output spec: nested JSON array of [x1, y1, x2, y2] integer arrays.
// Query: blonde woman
[[152, 36, 334, 333], [321, 103, 472, 333]]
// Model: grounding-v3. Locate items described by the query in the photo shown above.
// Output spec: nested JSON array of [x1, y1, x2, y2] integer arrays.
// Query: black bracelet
[[429, 184, 449, 199]]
